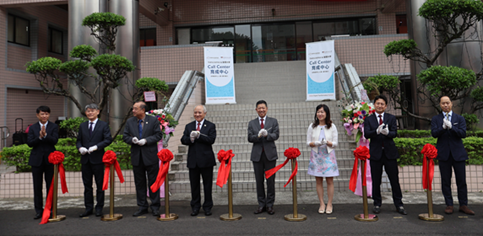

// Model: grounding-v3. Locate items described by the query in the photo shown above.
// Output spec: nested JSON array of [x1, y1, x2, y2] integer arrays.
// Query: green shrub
[[59, 117, 88, 138], [397, 129, 483, 138], [462, 113, 480, 131]]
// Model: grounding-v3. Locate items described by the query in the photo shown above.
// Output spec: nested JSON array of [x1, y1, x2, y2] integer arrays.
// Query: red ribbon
[[150, 149, 173, 193], [421, 143, 438, 191], [349, 146, 370, 193], [265, 147, 301, 188], [102, 150, 125, 191], [40, 151, 69, 224], [216, 150, 235, 188]]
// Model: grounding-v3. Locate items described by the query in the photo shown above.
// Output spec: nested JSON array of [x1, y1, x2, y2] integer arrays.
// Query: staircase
[[169, 101, 357, 193]]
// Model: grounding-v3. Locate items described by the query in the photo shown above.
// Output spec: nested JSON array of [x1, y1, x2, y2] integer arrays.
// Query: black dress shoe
[[396, 206, 407, 215], [204, 210, 212, 216], [34, 213, 42, 220], [254, 206, 266, 214], [79, 210, 93, 217], [373, 206, 381, 214], [152, 209, 160, 216], [267, 207, 275, 215], [191, 209, 200, 216], [133, 209, 148, 217], [95, 210, 103, 217]]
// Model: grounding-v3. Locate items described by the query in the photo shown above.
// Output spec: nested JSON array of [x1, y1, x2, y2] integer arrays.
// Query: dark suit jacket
[[27, 122, 59, 167], [76, 120, 113, 165], [431, 112, 468, 161], [180, 120, 216, 169], [248, 116, 279, 162], [123, 115, 163, 166], [363, 113, 399, 161]]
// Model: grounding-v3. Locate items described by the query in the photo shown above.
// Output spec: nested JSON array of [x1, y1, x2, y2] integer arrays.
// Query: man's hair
[[438, 95, 451, 103], [256, 100, 267, 108], [135, 101, 147, 111], [194, 105, 207, 113], [85, 103, 99, 110], [36, 106, 51, 114], [374, 95, 388, 105]]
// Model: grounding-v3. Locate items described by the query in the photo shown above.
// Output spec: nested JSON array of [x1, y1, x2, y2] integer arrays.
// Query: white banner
[[306, 40, 336, 101], [204, 47, 236, 104]]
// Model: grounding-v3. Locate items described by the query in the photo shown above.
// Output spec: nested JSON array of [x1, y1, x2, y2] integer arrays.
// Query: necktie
[[89, 122, 93, 136], [196, 122, 200, 131], [260, 118, 264, 129], [138, 120, 143, 138], [446, 113, 450, 121], [378, 115, 384, 147]]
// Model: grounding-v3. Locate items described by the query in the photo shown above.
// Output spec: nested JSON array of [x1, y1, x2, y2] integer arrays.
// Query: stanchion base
[[284, 214, 307, 222], [101, 213, 123, 221], [354, 214, 378, 222], [418, 213, 444, 221], [158, 213, 178, 221], [220, 213, 242, 221], [48, 215, 66, 222]]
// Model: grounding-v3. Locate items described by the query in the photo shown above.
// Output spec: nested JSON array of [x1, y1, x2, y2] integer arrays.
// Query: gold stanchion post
[[284, 159, 306, 221], [220, 168, 242, 221], [101, 165, 123, 221], [419, 156, 444, 221], [354, 160, 378, 222], [158, 172, 178, 221], [48, 164, 66, 222]]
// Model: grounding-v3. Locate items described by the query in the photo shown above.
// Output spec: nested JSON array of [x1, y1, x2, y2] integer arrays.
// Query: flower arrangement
[[340, 101, 375, 143], [146, 109, 178, 140]]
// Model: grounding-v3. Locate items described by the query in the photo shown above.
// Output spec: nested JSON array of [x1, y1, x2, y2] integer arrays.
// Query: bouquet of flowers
[[341, 101, 375, 144], [146, 109, 178, 140]]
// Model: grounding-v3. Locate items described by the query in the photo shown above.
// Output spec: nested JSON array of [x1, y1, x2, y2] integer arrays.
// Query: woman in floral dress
[[306, 104, 339, 214]]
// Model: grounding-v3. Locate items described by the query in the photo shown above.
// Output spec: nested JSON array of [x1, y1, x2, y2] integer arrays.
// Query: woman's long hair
[[312, 104, 332, 129]]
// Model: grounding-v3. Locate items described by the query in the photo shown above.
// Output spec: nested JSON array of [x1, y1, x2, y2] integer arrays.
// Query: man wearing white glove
[[76, 104, 113, 217], [364, 95, 406, 215], [181, 105, 217, 216], [258, 129, 268, 138], [132, 137, 139, 144], [431, 96, 473, 215]]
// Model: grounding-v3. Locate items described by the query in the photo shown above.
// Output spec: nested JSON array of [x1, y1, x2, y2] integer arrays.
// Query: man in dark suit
[[76, 104, 113, 217], [364, 95, 406, 215], [248, 100, 279, 215], [27, 106, 59, 220], [123, 101, 163, 217], [431, 95, 474, 215], [180, 105, 217, 216]]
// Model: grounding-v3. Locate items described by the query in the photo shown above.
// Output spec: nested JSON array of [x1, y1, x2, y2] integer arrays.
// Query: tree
[[383, 0, 483, 118], [26, 12, 168, 136]]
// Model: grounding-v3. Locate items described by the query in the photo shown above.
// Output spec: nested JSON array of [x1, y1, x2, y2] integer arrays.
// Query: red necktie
[[260, 118, 264, 129], [196, 122, 200, 131], [379, 115, 384, 147]]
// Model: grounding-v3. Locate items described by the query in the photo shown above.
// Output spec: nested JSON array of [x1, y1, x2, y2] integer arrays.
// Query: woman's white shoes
[[318, 205, 326, 214]]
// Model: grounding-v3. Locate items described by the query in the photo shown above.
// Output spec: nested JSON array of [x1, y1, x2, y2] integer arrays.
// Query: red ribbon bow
[[40, 151, 69, 224], [349, 146, 370, 193], [102, 150, 125, 191], [150, 149, 173, 193], [265, 147, 301, 188], [421, 143, 438, 191], [216, 150, 235, 188]]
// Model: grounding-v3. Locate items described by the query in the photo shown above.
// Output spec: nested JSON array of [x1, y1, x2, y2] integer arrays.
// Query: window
[[140, 28, 156, 47], [8, 14, 30, 46], [396, 15, 407, 34], [49, 27, 63, 54]]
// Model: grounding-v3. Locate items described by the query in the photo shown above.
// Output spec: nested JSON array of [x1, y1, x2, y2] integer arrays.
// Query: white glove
[[132, 137, 139, 144], [314, 141, 322, 146], [88, 145, 98, 153], [443, 119, 452, 129], [381, 126, 389, 136], [321, 138, 328, 145], [376, 124, 384, 134], [79, 147, 88, 155], [261, 129, 268, 137], [258, 129, 265, 138], [138, 139, 147, 146]]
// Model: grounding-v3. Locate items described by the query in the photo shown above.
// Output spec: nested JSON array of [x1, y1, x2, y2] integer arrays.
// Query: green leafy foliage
[[470, 86, 483, 102], [418, 0, 483, 21], [462, 113, 480, 131], [417, 65, 476, 97], [59, 117, 88, 138], [363, 74, 400, 93], [1, 136, 132, 172], [136, 77, 169, 92], [397, 129, 483, 138], [59, 60, 90, 75], [91, 54, 135, 76], [26, 57, 61, 74], [384, 39, 417, 57], [82, 12, 126, 28], [70, 45, 97, 61]]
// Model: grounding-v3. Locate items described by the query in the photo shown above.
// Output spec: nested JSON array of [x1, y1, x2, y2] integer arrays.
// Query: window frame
[[48, 27, 64, 55], [8, 14, 30, 47], [140, 27, 157, 47]]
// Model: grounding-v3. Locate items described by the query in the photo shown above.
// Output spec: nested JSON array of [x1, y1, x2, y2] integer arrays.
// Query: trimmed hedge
[[1, 135, 132, 173], [397, 129, 483, 138]]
